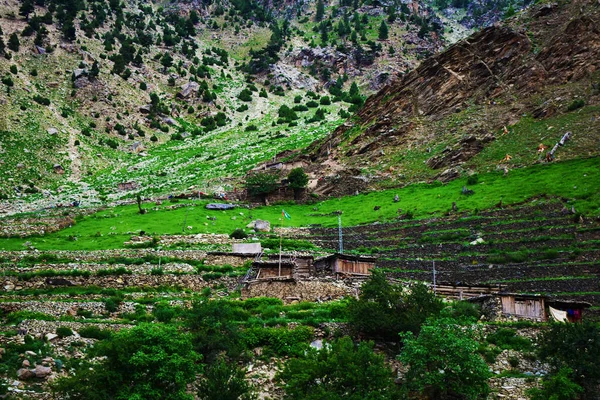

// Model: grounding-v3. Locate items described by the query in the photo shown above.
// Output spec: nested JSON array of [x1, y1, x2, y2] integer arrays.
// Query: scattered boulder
[[254, 220, 271, 232], [72, 69, 87, 79], [17, 368, 35, 380], [33, 364, 52, 379], [176, 81, 199, 99], [47, 128, 58, 135], [53, 164, 65, 174], [437, 167, 461, 183]]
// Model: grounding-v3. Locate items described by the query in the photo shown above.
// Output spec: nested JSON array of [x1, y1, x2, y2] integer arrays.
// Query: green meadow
[[1, 157, 598, 251]]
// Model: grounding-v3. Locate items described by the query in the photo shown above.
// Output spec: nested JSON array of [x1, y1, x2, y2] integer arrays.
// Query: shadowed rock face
[[283, 1, 600, 195]]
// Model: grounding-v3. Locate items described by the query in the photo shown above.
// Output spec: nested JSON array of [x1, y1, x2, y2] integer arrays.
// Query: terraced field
[[305, 201, 600, 314]]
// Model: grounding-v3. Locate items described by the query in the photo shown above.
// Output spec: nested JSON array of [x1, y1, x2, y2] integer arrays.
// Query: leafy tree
[[8, 33, 20, 52], [315, 0, 325, 22], [278, 336, 400, 400], [287, 168, 308, 200], [198, 357, 256, 400], [246, 172, 279, 204], [399, 318, 491, 400], [51, 324, 200, 400], [348, 271, 443, 341], [538, 322, 600, 396], [378, 20, 389, 40], [185, 300, 243, 361]]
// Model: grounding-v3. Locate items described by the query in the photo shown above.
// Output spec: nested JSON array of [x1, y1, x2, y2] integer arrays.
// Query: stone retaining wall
[[2, 275, 240, 292], [241, 279, 358, 302]]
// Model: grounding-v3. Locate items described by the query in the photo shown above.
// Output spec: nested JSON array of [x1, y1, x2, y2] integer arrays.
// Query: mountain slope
[[280, 0, 600, 196]]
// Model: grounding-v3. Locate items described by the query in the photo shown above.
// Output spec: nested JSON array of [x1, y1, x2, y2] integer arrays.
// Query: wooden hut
[[315, 254, 376, 278], [497, 294, 591, 322]]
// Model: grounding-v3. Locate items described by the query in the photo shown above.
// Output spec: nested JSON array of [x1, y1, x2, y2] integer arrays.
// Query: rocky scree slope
[[284, 0, 600, 196]]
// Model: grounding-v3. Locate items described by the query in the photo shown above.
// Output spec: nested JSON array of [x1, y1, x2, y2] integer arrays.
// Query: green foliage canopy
[[399, 318, 491, 400], [52, 324, 200, 400], [278, 336, 400, 400]]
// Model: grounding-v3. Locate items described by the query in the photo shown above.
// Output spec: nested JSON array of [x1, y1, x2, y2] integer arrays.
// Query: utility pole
[[433, 260, 437, 295], [338, 213, 343, 254]]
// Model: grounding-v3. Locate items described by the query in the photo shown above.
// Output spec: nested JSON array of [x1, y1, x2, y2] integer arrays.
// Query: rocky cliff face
[[286, 0, 600, 195]]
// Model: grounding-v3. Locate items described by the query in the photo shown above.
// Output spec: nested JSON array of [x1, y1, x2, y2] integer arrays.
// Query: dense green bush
[[78, 326, 113, 340], [278, 336, 400, 400], [198, 357, 256, 400], [186, 300, 244, 361], [242, 325, 313, 356], [52, 324, 199, 400], [486, 328, 532, 351], [400, 318, 491, 399], [56, 326, 74, 338], [538, 322, 600, 395], [230, 228, 248, 239], [348, 271, 443, 340], [527, 367, 583, 400]]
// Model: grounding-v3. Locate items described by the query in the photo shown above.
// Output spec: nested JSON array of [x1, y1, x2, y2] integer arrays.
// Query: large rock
[[17, 368, 35, 380], [72, 68, 87, 79], [33, 364, 52, 379], [254, 220, 271, 232], [177, 81, 199, 98]]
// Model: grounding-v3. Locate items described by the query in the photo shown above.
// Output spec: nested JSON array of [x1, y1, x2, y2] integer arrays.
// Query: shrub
[[319, 95, 331, 105], [486, 329, 532, 352], [277, 336, 400, 400], [1, 76, 14, 87], [242, 326, 313, 356], [33, 95, 50, 105], [230, 228, 248, 239], [152, 302, 177, 323], [79, 326, 113, 340], [467, 174, 479, 185], [566, 99, 585, 111], [238, 88, 252, 102], [56, 326, 73, 338], [197, 358, 255, 400]]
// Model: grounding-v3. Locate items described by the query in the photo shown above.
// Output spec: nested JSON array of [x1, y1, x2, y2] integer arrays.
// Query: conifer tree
[[315, 0, 325, 22], [8, 33, 20, 52], [378, 20, 389, 40]]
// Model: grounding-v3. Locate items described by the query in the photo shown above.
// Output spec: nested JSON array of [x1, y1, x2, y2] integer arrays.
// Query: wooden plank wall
[[336, 260, 374, 275]]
